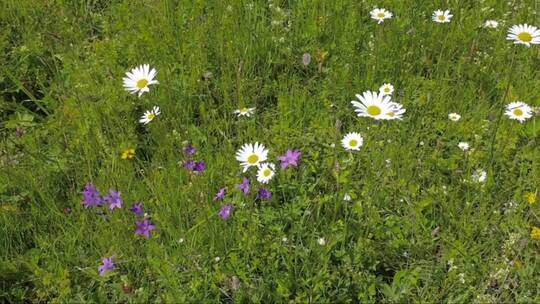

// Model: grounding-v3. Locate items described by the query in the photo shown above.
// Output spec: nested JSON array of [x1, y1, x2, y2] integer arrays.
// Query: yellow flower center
[[384, 87, 390, 93], [247, 154, 259, 164], [263, 169, 271, 177], [240, 107, 248, 113], [148, 113, 156, 120], [349, 139, 358, 147], [438, 15, 445, 21], [367, 105, 381, 116], [513, 108, 523, 116], [377, 12, 385, 18], [137, 79, 149, 89], [518, 32, 532, 42]]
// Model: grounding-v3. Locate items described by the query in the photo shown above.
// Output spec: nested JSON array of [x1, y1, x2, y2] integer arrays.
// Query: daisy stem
[[435, 29, 449, 77], [236, 60, 243, 108], [488, 49, 517, 168]]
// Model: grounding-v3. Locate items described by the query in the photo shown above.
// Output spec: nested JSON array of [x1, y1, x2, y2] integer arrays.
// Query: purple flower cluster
[[135, 218, 156, 238], [212, 149, 301, 220], [82, 183, 103, 208], [104, 189, 123, 211], [81, 184, 156, 238], [129, 202, 144, 216], [278, 149, 302, 169], [82, 184, 124, 211], [257, 188, 272, 200], [219, 204, 233, 220], [214, 188, 226, 201], [238, 177, 250, 194], [183, 143, 206, 173], [184, 143, 196, 156], [185, 160, 206, 172]]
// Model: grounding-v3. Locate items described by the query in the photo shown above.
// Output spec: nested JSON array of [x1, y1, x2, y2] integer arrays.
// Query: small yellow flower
[[531, 226, 540, 240], [514, 260, 522, 268], [524, 192, 537, 205], [121, 148, 136, 160]]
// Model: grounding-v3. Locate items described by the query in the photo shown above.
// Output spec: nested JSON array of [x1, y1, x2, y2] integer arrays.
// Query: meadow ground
[[1, 0, 539, 302]]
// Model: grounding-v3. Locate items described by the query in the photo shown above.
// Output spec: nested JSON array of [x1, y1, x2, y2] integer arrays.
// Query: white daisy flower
[[458, 142, 470, 151], [386, 102, 406, 120], [379, 83, 394, 96], [236, 142, 268, 172], [123, 64, 159, 97], [370, 8, 392, 24], [471, 169, 487, 183], [234, 107, 256, 117], [433, 10, 453, 23], [507, 24, 540, 47], [341, 132, 363, 151], [256, 163, 275, 184], [139, 106, 161, 125], [351, 91, 395, 120], [448, 113, 461, 121], [484, 20, 499, 29], [504, 101, 533, 123]]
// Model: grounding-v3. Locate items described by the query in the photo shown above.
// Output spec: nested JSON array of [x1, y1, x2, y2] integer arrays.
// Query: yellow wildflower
[[121, 148, 136, 160], [524, 192, 537, 205], [531, 226, 540, 240]]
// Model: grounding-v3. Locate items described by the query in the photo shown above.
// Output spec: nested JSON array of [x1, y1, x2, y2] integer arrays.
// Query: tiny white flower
[[139, 106, 161, 125], [472, 169, 487, 183], [234, 107, 256, 117], [343, 193, 352, 201], [317, 237, 326, 246], [282, 237, 288, 242], [379, 83, 394, 95], [484, 20, 499, 28], [341, 132, 364, 151], [256, 163, 276, 184], [214, 257, 221, 262], [433, 10, 453, 23], [370, 8, 392, 24], [458, 142, 470, 151], [178, 238, 185, 243], [448, 113, 461, 121]]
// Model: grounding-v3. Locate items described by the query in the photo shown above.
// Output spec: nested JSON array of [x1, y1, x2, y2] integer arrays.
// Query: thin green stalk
[[488, 50, 517, 168]]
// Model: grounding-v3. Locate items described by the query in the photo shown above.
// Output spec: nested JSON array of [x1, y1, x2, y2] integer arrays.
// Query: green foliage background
[[1, 0, 539, 302]]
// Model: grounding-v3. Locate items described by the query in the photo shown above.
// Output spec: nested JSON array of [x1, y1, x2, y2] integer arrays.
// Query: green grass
[[1, 0, 539, 302]]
